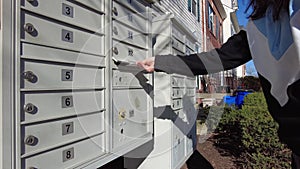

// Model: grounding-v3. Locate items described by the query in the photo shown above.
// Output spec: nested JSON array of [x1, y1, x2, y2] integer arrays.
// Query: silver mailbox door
[[22, 113, 104, 155], [23, 0, 103, 32], [24, 134, 105, 169], [22, 90, 104, 123], [112, 89, 152, 149], [73, 0, 104, 13], [21, 61, 104, 90], [22, 12, 104, 55]]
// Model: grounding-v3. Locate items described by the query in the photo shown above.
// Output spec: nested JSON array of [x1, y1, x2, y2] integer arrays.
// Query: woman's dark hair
[[246, 0, 290, 20]]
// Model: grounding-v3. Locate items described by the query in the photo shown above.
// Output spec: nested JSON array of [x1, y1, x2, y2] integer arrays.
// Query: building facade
[[153, 0, 245, 93], [221, 0, 246, 90]]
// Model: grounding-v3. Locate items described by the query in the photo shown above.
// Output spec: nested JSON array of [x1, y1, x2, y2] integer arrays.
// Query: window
[[216, 17, 219, 38], [208, 4, 214, 33], [188, 0, 199, 20], [197, 0, 200, 21], [192, 0, 197, 16], [220, 23, 223, 43], [195, 44, 200, 53], [188, 0, 191, 11]]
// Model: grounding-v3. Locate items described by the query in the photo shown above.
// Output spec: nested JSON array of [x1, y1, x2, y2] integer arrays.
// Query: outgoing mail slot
[[22, 112, 104, 155], [112, 1, 148, 33], [22, 43, 105, 67], [21, 90, 104, 123], [23, 134, 105, 169], [112, 21, 147, 49], [22, 12, 103, 56], [112, 40, 148, 62], [73, 0, 104, 13], [171, 99, 182, 110], [23, 0, 104, 33], [114, 0, 147, 15], [21, 61, 104, 90]]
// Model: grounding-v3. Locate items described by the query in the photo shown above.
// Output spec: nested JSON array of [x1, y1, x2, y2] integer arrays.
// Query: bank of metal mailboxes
[[138, 13, 198, 169], [0, 0, 153, 168], [111, 0, 153, 155]]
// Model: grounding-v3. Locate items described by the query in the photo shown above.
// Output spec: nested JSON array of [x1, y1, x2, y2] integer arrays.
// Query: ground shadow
[[211, 123, 246, 167], [186, 150, 214, 169]]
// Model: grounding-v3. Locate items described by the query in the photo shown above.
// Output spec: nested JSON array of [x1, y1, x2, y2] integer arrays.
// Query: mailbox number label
[[61, 69, 73, 81], [128, 13, 133, 22], [62, 29, 73, 43], [128, 31, 133, 39], [62, 147, 74, 162], [128, 48, 133, 56], [62, 3, 74, 18], [62, 122, 74, 135], [62, 96, 73, 108]]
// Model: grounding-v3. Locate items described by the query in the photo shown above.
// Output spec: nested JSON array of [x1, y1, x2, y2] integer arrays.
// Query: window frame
[[208, 3, 214, 33]]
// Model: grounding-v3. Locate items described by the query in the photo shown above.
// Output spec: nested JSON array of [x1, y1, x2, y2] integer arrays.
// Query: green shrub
[[216, 92, 291, 168]]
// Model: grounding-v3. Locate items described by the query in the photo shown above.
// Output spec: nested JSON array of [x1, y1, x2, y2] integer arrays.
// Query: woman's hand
[[136, 57, 155, 73]]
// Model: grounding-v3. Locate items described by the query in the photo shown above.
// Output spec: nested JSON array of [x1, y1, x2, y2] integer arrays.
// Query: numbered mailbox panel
[[185, 88, 196, 97], [185, 78, 196, 88], [171, 99, 183, 110], [171, 37, 185, 53], [21, 12, 104, 56], [21, 90, 104, 123], [22, 112, 104, 155], [171, 88, 184, 99], [171, 76, 185, 87], [112, 89, 152, 149], [114, 0, 147, 15], [21, 61, 104, 90], [22, 43, 106, 67], [112, 1, 148, 33], [113, 70, 151, 88], [174, 109, 187, 122], [22, 0, 104, 33], [73, 0, 104, 13], [23, 134, 105, 169], [112, 40, 148, 62], [185, 39, 195, 51], [173, 49, 185, 56], [185, 47, 193, 55], [112, 20, 147, 49], [172, 27, 184, 43]]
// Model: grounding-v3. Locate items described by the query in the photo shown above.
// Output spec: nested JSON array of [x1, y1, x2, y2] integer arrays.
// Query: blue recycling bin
[[223, 95, 236, 106], [234, 89, 254, 109]]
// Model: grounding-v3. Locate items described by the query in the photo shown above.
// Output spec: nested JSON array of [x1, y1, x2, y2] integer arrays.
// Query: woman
[[137, 0, 300, 168]]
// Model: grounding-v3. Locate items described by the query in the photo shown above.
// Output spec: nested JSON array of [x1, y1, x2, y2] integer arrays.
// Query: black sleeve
[[154, 30, 252, 76]]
